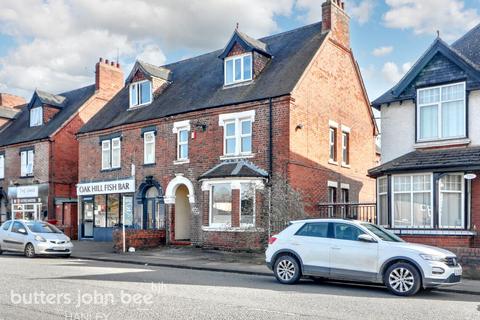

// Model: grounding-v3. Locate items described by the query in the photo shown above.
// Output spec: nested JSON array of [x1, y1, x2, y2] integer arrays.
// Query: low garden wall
[[113, 229, 166, 253], [446, 247, 480, 280]]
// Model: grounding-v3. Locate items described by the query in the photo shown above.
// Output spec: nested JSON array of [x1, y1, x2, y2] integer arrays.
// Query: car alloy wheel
[[385, 262, 421, 296], [25, 243, 36, 258], [274, 255, 301, 284], [389, 267, 414, 293]]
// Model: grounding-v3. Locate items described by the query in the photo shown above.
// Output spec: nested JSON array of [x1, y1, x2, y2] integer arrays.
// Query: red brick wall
[[471, 174, 480, 247], [113, 229, 166, 252], [202, 231, 263, 251], [289, 35, 377, 214], [401, 235, 473, 248], [446, 247, 480, 279], [95, 58, 124, 100], [322, 0, 350, 49], [43, 105, 60, 123]]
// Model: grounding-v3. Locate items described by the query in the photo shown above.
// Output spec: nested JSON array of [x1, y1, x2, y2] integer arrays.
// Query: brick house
[[0, 59, 123, 238], [0, 93, 25, 131], [76, 0, 377, 248], [369, 24, 480, 248]]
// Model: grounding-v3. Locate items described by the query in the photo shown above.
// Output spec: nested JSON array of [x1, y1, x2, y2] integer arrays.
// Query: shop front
[[8, 184, 48, 221], [76, 178, 135, 241]]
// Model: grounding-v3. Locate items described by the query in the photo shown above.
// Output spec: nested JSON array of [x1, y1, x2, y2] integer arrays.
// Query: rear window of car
[[2, 221, 12, 231], [295, 222, 329, 238]]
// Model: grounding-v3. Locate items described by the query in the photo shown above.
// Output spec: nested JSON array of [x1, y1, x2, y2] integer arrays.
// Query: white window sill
[[223, 80, 253, 89], [173, 159, 190, 165], [220, 154, 254, 160], [202, 226, 264, 233], [328, 159, 338, 165], [341, 162, 351, 168], [390, 229, 476, 236], [414, 138, 470, 149]]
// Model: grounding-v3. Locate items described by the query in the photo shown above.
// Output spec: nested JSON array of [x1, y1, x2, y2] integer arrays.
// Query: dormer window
[[129, 80, 152, 108], [29, 107, 42, 127], [224, 53, 252, 86]]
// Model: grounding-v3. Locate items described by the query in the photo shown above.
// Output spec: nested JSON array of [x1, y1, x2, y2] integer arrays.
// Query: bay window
[[224, 53, 253, 85], [392, 174, 433, 228], [417, 82, 466, 141], [129, 80, 152, 108], [210, 183, 232, 227], [240, 183, 255, 226], [439, 173, 464, 228], [377, 177, 388, 226]]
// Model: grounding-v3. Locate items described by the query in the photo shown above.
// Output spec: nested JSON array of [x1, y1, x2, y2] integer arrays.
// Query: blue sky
[[0, 0, 479, 102]]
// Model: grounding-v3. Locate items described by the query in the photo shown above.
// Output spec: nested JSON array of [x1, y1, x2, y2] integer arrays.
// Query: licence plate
[[454, 268, 462, 276], [53, 246, 64, 251]]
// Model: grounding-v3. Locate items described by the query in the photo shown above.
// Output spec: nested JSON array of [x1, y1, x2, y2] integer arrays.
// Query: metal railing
[[318, 202, 377, 223]]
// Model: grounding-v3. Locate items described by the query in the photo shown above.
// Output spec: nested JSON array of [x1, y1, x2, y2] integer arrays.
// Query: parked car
[[266, 219, 462, 296], [0, 220, 73, 258]]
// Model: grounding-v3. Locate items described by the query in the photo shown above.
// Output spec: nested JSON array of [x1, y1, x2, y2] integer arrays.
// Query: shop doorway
[[82, 197, 94, 238], [174, 185, 191, 241]]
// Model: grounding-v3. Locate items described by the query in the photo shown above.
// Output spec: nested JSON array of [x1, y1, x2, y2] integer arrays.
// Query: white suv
[[265, 219, 462, 296]]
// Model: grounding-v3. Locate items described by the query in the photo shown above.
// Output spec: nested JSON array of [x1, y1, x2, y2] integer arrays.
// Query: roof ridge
[[161, 21, 322, 69]]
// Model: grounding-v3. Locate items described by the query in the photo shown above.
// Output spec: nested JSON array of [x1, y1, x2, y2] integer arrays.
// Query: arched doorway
[[165, 175, 195, 243], [174, 185, 191, 241], [137, 176, 165, 230]]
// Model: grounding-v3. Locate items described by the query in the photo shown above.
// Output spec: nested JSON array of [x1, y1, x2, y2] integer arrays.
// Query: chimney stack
[[322, 0, 350, 49], [95, 57, 124, 99]]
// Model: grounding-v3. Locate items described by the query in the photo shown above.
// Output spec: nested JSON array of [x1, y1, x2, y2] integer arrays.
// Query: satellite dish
[[464, 173, 477, 180]]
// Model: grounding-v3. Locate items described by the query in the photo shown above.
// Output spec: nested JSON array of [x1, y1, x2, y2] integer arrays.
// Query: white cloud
[[295, 0, 375, 24], [383, 0, 480, 40], [349, 0, 376, 25], [0, 0, 297, 97], [381, 61, 412, 84], [372, 46, 394, 57]]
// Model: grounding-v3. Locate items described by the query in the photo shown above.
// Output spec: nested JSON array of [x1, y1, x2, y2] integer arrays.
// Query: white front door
[[291, 222, 331, 276], [330, 222, 379, 281]]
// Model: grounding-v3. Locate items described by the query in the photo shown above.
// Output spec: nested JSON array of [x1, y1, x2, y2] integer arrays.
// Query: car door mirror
[[358, 234, 376, 243], [18, 228, 27, 235]]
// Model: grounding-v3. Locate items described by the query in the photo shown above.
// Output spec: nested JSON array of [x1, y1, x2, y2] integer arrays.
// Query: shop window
[[107, 194, 120, 227], [94, 195, 107, 228]]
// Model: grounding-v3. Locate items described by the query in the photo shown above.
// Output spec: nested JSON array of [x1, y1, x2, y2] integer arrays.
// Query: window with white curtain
[[101, 137, 121, 170], [101, 140, 111, 170], [377, 177, 388, 226], [0, 154, 4, 179], [439, 173, 464, 228], [392, 174, 432, 228], [417, 82, 466, 141], [144, 131, 156, 164], [20, 150, 34, 177], [30, 107, 42, 127]]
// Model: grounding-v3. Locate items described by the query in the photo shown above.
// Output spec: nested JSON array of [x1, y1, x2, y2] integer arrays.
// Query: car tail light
[[268, 236, 278, 245]]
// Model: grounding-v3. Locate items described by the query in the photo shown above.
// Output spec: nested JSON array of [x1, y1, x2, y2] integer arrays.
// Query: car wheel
[[385, 262, 421, 296], [24, 243, 36, 258], [274, 255, 301, 284]]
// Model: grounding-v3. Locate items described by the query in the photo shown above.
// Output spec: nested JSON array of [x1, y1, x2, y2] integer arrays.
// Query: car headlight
[[65, 237, 71, 243], [34, 235, 47, 242], [420, 254, 446, 262]]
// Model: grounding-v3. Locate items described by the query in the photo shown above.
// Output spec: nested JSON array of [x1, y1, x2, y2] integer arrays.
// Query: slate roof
[[199, 160, 268, 179], [79, 22, 327, 134], [368, 147, 480, 177], [0, 106, 19, 119], [372, 24, 480, 109], [125, 60, 172, 83], [235, 30, 270, 56], [0, 85, 95, 147], [34, 89, 67, 108]]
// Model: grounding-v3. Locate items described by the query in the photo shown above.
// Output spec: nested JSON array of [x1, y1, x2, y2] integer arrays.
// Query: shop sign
[[77, 179, 135, 196], [17, 186, 39, 198]]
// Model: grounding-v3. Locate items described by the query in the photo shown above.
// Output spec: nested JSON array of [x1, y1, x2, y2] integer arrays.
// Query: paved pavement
[[0, 254, 479, 320], [70, 241, 480, 296]]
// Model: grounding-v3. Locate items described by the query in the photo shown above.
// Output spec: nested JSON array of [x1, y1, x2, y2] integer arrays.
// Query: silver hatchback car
[[0, 220, 73, 258]]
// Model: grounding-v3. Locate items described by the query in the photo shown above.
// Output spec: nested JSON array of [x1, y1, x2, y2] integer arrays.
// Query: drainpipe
[[267, 97, 273, 238]]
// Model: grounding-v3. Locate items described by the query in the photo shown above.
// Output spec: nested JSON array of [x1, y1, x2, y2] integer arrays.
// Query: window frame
[[341, 131, 349, 165], [391, 173, 434, 229], [223, 118, 253, 157], [239, 183, 256, 227], [416, 82, 466, 142], [129, 80, 153, 108], [209, 183, 233, 228], [0, 154, 4, 180], [101, 140, 111, 170], [224, 53, 253, 86], [377, 176, 389, 226], [177, 128, 189, 161], [439, 173, 465, 229], [20, 150, 34, 177], [143, 131, 156, 165], [329, 127, 337, 162], [101, 137, 121, 170], [29, 107, 43, 127]]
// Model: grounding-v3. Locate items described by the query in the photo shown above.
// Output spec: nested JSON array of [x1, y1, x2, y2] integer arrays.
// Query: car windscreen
[[361, 223, 403, 242], [26, 222, 62, 234]]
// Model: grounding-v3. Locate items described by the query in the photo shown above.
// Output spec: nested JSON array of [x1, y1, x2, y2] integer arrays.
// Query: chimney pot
[[105, 59, 109, 64], [116, 62, 120, 68], [110, 61, 115, 66], [99, 57, 103, 62]]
